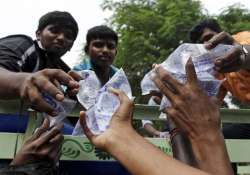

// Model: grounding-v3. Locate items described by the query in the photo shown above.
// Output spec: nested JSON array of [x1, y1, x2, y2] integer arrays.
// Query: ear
[[115, 48, 118, 56], [84, 45, 89, 54], [36, 30, 41, 40]]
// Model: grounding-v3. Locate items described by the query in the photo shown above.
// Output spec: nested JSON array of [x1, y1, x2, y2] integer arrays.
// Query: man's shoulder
[[0, 34, 33, 44], [73, 58, 92, 71]]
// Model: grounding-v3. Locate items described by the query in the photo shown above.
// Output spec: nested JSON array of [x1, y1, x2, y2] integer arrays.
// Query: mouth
[[98, 56, 111, 61]]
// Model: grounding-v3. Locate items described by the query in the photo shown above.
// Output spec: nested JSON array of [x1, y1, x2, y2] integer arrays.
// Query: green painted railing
[[0, 100, 250, 166]]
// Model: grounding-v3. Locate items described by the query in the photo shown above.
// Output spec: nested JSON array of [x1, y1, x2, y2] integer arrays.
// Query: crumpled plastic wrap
[[72, 68, 132, 136], [140, 43, 234, 109]]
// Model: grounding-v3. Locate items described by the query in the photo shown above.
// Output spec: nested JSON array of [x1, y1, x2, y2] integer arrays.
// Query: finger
[[185, 58, 198, 85], [35, 77, 65, 102], [28, 87, 58, 116], [31, 128, 46, 140], [155, 66, 183, 93], [164, 107, 190, 134], [49, 133, 64, 144], [35, 126, 62, 146], [149, 91, 162, 98], [53, 79, 61, 90], [152, 96, 162, 105], [79, 111, 96, 139], [68, 70, 83, 81], [205, 32, 234, 49], [66, 88, 79, 97], [152, 75, 175, 103], [43, 69, 73, 85], [41, 118, 50, 130], [108, 87, 134, 120], [214, 47, 242, 73], [152, 63, 159, 69]]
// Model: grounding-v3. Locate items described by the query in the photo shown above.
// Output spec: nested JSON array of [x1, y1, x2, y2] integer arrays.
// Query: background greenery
[[99, 0, 250, 103]]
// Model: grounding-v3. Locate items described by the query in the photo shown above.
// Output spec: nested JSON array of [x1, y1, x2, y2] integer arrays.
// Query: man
[[189, 19, 250, 139], [0, 11, 81, 132], [73, 25, 118, 85]]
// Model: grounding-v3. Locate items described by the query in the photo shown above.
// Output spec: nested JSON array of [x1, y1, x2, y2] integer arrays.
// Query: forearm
[[242, 45, 250, 71], [106, 128, 209, 175], [168, 119, 198, 167], [0, 68, 26, 99], [191, 131, 233, 175], [144, 123, 160, 137]]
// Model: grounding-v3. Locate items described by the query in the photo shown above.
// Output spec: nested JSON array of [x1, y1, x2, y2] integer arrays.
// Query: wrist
[[240, 45, 250, 71], [105, 127, 138, 154]]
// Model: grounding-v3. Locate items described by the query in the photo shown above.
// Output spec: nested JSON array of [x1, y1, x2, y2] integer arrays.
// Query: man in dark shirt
[[0, 11, 81, 115]]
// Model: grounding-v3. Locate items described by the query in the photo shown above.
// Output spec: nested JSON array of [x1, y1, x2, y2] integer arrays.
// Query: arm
[[205, 32, 250, 103], [11, 118, 63, 166], [143, 121, 161, 137], [168, 118, 198, 167], [152, 59, 234, 175], [0, 68, 79, 115], [80, 88, 210, 175]]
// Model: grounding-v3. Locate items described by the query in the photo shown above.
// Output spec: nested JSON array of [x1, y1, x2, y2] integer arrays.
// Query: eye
[[63, 30, 75, 41], [107, 43, 116, 49], [48, 26, 60, 34], [93, 41, 105, 48]]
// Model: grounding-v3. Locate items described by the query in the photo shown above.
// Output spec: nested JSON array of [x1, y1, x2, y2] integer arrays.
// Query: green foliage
[[99, 0, 250, 103], [102, 0, 204, 102], [217, 3, 250, 34]]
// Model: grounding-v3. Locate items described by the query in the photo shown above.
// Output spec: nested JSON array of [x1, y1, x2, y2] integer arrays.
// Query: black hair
[[189, 19, 222, 43], [84, 25, 118, 53], [37, 11, 78, 40]]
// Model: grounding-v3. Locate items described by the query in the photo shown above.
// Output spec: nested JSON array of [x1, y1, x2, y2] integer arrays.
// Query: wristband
[[240, 45, 249, 68], [169, 128, 180, 143]]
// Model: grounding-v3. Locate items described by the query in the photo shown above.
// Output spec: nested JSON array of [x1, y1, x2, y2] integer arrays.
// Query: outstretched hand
[[11, 118, 64, 166], [204, 31, 246, 73], [152, 58, 221, 140], [19, 69, 79, 116], [79, 87, 134, 150]]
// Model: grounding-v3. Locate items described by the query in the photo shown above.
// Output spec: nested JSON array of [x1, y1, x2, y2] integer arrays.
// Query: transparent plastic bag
[[42, 92, 76, 126], [76, 70, 101, 109], [141, 43, 234, 109], [72, 68, 133, 136]]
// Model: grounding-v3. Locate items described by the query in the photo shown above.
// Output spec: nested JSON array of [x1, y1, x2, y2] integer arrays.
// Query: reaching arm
[[152, 59, 234, 175], [168, 118, 198, 167], [80, 88, 210, 175], [0, 68, 79, 115]]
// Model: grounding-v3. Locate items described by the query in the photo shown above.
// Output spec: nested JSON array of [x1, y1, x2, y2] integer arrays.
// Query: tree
[[102, 0, 204, 102], [217, 3, 250, 34], [100, 1, 250, 103]]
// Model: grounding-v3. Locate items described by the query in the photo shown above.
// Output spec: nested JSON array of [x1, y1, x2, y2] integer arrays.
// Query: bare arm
[[152, 59, 234, 175], [0, 68, 79, 115], [143, 123, 161, 137], [80, 88, 210, 175], [168, 118, 198, 167]]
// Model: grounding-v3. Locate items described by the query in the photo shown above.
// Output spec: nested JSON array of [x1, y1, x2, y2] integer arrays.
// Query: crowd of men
[[0, 10, 250, 175]]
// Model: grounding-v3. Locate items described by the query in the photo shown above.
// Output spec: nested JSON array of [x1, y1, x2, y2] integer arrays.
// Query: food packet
[[76, 70, 101, 109], [72, 68, 133, 136], [42, 92, 76, 126], [140, 43, 234, 109]]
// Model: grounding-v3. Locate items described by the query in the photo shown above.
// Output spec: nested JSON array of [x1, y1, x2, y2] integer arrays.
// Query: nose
[[102, 45, 109, 52], [56, 33, 66, 42]]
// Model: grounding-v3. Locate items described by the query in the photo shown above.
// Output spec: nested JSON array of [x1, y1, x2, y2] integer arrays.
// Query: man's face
[[87, 38, 117, 68], [36, 24, 75, 57], [199, 28, 218, 44]]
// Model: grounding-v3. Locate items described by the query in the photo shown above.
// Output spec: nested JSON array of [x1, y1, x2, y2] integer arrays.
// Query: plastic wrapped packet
[[77, 70, 101, 109], [141, 43, 234, 109], [72, 68, 133, 136], [159, 131, 170, 138], [42, 92, 76, 126]]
